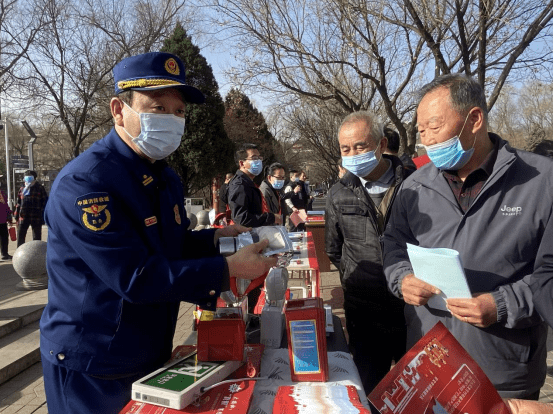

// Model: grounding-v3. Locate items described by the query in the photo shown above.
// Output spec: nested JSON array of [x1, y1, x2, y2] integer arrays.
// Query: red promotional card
[[368, 321, 510, 414]]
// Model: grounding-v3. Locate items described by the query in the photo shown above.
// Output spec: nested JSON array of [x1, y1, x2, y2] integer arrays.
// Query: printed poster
[[368, 322, 510, 414]]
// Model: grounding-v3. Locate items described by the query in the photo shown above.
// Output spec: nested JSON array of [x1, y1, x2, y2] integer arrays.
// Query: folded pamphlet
[[406, 243, 472, 311]]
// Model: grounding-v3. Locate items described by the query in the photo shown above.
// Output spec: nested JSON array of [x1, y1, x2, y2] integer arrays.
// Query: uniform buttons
[[57, 353, 66, 361], [50, 350, 54, 355], [206, 302, 211, 307], [209, 290, 216, 296]]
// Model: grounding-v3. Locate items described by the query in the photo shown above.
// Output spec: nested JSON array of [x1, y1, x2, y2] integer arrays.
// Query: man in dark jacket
[[283, 169, 307, 231], [259, 162, 286, 218], [384, 74, 551, 399], [14, 169, 48, 246], [325, 111, 407, 399], [39, 52, 277, 414], [228, 144, 282, 227]]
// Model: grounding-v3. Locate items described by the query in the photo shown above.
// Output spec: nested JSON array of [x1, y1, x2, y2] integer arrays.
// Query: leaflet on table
[[406, 243, 471, 311], [290, 209, 308, 226], [368, 321, 510, 414], [273, 384, 370, 414]]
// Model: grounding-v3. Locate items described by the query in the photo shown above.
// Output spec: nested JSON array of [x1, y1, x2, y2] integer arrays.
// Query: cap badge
[[165, 58, 180, 76]]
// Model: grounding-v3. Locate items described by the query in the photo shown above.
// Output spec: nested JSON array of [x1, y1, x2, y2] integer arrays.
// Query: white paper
[[406, 243, 472, 311]]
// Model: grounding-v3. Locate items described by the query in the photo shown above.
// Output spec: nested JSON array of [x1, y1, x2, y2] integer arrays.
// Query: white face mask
[[123, 102, 186, 160]]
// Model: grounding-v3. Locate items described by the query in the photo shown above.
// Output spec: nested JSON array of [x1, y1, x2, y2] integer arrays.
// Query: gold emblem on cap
[[165, 58, 180, 76]]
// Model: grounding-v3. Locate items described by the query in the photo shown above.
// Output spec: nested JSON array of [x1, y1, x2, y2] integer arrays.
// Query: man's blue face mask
[[342, 149, 381, 178], [424, 112, 476, 171], [247, 160, 263, 176]]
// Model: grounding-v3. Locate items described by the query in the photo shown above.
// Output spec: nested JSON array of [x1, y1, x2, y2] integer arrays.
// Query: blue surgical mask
[[272, 179, 285, 190], [24, 176, 34, 184], [247, 160, 263, 176], [123, 102, 186, 160], [342, 150, 381, 178], [424, 112, 475, 170]]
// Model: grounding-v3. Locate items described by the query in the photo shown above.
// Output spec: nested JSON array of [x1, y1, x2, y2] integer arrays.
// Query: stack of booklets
[[273, 384, 370, 414]]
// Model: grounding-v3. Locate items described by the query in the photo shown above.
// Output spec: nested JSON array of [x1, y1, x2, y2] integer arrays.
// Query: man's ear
[[469, 107, 484, 134], [380, 137, 388, 153], [111, 98, 125, 126]]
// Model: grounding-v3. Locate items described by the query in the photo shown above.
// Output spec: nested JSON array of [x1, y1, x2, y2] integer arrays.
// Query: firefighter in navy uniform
[[39, 52, 277, 414]]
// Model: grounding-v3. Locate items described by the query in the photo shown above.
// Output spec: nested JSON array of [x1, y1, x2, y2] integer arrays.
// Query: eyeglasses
[[271, 175, 285, 180], [244, 156, 264, 161]]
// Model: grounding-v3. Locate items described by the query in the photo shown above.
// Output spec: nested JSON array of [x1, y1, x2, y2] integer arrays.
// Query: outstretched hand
[[226, 239, 278, 280], [214, 224, 251, 244]]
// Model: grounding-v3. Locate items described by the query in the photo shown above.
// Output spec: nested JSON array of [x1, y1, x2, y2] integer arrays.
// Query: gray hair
[[417, 74, 488, 123], [339, 111, 384, 145]]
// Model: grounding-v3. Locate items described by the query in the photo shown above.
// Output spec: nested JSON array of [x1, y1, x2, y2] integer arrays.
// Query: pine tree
[[224, 88, 278, 179], [161, 23, 235, 196]]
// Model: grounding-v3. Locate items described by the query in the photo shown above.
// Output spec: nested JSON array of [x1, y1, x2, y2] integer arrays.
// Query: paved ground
[[0, 231, 551, 412]]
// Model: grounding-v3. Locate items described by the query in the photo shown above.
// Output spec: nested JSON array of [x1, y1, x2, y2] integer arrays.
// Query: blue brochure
[[406, 243, 472, 311]]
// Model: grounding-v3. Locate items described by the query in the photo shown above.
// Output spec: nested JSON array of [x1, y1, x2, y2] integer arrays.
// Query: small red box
[[284, 298, 329, 382], [197, 318, 246, 362]]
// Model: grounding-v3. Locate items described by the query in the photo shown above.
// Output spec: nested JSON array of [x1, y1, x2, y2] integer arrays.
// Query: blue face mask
[[24, 176, 34, 184], [247, 160, 263, 176], [342, 150, 381, 178], [424, 113, 475, 170], [123, 102, 186, 160], [272, 179, 284, 190]]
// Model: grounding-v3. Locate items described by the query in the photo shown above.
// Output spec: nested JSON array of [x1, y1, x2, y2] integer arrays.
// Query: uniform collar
[[104, 128, 168, 183]]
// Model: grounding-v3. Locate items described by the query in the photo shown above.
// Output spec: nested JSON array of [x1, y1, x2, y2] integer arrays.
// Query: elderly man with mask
[[40, 52, 277, 414], [325, 111, 408, 399], [383, 74, 552, 400]]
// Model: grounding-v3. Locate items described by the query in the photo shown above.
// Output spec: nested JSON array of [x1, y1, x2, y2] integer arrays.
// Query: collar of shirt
[[359, 159, 394, 194]]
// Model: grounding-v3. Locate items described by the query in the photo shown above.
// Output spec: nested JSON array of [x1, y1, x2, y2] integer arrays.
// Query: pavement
[[0, 226, 551, 412]]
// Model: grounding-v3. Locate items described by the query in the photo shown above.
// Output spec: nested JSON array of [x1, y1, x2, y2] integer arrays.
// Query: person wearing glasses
[[259, 162, 286, 223], [227, 143, 282, 227]]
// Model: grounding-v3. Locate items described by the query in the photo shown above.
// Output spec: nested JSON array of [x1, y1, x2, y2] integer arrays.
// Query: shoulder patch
[[75, 192, 112, 232]]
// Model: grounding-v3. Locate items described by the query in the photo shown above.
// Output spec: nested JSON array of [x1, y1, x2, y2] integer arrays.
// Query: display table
[[121, 231, 365, 413]]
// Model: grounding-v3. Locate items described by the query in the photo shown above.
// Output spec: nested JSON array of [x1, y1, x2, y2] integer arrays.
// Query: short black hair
[[417, 74, 488, 123], [24, 170, 37, 179], [266, 162, 285, 178], [384, 127, 400, 153], [234, 143, 258, 166]]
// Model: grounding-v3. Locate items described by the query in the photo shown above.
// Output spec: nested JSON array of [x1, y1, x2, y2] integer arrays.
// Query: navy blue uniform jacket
[[40, 129, 227, 376]]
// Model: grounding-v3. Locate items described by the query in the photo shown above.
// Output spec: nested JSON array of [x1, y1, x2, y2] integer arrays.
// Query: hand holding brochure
[[406, 243, 471, 311]]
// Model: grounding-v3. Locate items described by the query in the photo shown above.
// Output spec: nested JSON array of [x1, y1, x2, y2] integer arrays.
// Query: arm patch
[[75, 192, 112, 232]]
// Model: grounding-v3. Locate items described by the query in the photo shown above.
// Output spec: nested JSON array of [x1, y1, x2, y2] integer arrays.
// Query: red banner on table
[[368, 321, 510, 414]]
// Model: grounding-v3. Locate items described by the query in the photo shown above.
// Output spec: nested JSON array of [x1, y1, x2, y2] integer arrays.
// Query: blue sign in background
[[290, 320, 320, 373]]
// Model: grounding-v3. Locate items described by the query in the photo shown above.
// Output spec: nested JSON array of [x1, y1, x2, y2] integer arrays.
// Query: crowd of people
[[0, 51, 548, 414]]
